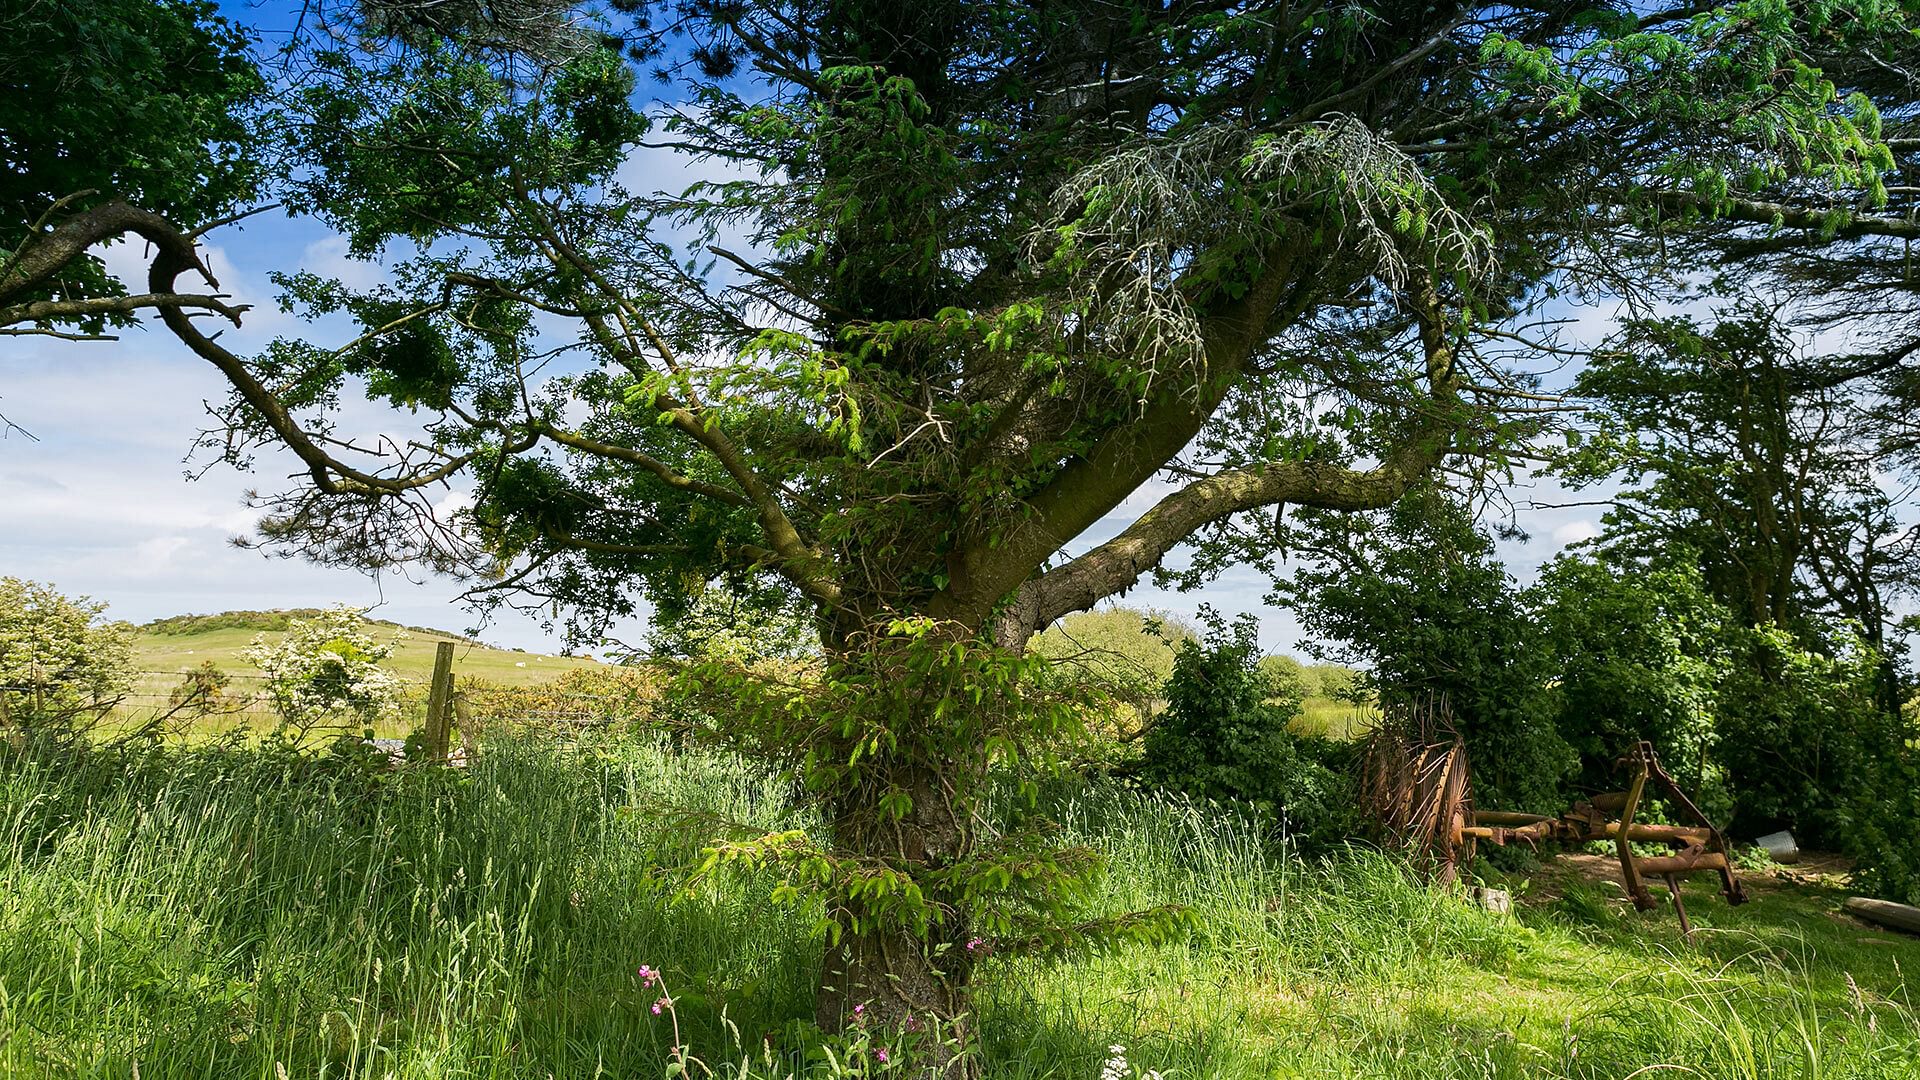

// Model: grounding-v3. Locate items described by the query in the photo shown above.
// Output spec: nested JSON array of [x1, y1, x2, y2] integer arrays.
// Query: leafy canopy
[[0, 0, 261, 334], [158, 0, 1916, 660]]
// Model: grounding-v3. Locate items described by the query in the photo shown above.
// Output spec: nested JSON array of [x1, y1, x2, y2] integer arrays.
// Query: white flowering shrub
[[243, 607, 406, 734]]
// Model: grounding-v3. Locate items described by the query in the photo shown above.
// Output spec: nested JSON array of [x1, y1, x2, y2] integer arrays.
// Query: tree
[[1284, 487, 1573, 809], [1028, 607, 1195, 729], [1559, 307, 1916, 712], [1140, 612, 1354, 852], [0, 577, 135, 736], [64, 0, 1918, 1052], [243, 607, 407, 736], [1551, 315, 1920, 868], [642, 577, 819, 666], [1531, 552, 1732, 804], [0, 0, 262, 340]]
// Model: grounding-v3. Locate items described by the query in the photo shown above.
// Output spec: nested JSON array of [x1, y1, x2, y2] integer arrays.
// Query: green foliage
[[676, 618, 1164, 958], [460, 665, 667, 731], [0, 577, 134, 736], [644, 579, 819, 666], [1714, 624, 1889, 837], [1838, 731, 1920, 906], [144, 608, 485, 643], [1286, 490, 1574, 810], [1139, 612, 1356, 852], [0, 0, 261, 330], [1532, 553, 1732, 804], [47, 0, 1919, 1041], [242, 606, 408, 736], [1027, 607, 1196, 723], [1558, 308, 1913, 654], [285, 39, 644, 258], [1554, 306, 1920, 896], [1305, 662, 1365, 705], [165, 660, 231, 718], [1255, 654, 1312, 706]]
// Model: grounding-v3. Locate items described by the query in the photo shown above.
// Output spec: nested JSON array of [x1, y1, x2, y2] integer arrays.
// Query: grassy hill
[[132, 609, 601, 689]]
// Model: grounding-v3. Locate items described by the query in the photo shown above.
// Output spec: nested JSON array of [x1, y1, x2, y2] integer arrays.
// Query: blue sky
[[0, 4, 1616, 655]]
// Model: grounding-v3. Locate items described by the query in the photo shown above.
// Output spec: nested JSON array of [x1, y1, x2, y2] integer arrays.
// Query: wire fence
[[2, 662, 676, 749]]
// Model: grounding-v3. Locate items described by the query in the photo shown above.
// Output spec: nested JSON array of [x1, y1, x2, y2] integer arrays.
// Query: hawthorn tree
[[0, 577, 135, 735], [91, 0, 1920, 1054]]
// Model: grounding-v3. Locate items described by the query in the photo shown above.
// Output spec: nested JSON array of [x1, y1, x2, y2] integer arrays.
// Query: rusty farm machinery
[[1363, 724, 1745, 934]]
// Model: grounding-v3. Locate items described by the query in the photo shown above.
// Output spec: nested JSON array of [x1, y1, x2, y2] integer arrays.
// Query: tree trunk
[[806, 617, 987, 1075], [816, 753, 980, 1070], [816, 924, 975, 1072]]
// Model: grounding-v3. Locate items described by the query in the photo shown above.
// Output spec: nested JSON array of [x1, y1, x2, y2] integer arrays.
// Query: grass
[[108, 616, 608, 742], [2, 735, 1916, 1079], [131, 623, 601, 688], [1292, 696, 1378, 739]]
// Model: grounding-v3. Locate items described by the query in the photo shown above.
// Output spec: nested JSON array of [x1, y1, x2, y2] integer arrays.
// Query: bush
[[1137, 612, 1356, 851], [1713, 625, 1874, 839], [1532, 554, 1731, 810], [144, 608, 488, 643], [0, 577, 134, 738], [1287, 490, 1573, 810], [1714, 625, 1908, 846], [242, 606, 407, 736], [1840, 736, 1920, 905], [1029, 607, 1196, 733], [165, 660, 232, 719]]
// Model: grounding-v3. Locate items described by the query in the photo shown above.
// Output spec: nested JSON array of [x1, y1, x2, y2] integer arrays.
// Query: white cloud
[[1551, 519, 1602, 545], [300, 234, 387, 291]]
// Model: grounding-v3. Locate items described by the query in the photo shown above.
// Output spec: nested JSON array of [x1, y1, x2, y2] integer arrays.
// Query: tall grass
[[0, 738, 816, 1077], [2, 738, 1915, 1078]]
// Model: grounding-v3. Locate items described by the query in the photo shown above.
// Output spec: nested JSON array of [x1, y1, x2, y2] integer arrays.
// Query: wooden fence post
[[423, 641, 455, 764]]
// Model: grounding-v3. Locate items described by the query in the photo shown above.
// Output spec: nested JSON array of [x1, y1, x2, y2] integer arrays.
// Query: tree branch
[[2, 291, 248, 327], [1, 197, 225, 312], [944, 241, 1311, 621], [994, 274, 1464, 647], [537, 422, 754, 506], [1651, 190, 1920, 241], [148, 247, 499, 497]]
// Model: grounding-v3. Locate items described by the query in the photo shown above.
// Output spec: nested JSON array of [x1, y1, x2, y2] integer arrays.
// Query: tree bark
[[813, 753, 981, 1075]]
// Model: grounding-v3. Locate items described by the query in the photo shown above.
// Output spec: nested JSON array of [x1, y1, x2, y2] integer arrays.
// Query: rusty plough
[[1461, 741, 1746, 933]]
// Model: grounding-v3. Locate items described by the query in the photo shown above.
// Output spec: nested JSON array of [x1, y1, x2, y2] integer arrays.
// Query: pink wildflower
[[965, 937, 983, 952], [651, 996, 669, 1015], [875, 1048, 890, 1064], [905, 1015, 921, 1032], [637, 964, 658, 987]]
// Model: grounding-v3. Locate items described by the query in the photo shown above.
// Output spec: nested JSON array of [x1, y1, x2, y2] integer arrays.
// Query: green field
[[3, 734, 1915, 1079], [1293, 696, 1378, 739], [131, 615, 601, 689], [103, 613, 607, 741]]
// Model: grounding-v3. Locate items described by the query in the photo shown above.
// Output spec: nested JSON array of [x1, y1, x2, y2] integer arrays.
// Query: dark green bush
[[1839, 741, 1920, 905], [1286, 490, 1574, 811], [1138, 612, 1357, 852], [1714, 626, 1884, 840], [1531, 554, 1732, 819]]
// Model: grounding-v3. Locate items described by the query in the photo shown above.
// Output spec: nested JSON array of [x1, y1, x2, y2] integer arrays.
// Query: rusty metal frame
[[1455, 741, 1745, 934]]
